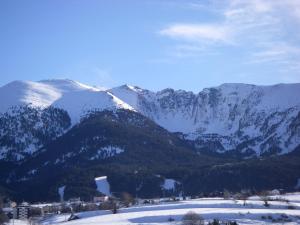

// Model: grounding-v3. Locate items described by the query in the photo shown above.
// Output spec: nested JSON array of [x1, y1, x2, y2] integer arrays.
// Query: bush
[[259, 191, 270, 207], [287, 205, 296, 210], [267, 215, 273, 220], [60, 204, 72, 213], [223, 189, 231, 199], [227, 222, 238, 225], [208, 220, 238, 225], [168, 216, 175, 222], [238, 189, 251, 206], [70, 203, 98, 213], [99, 199, 118, 214], [0, 211, 9, 225], [0, 196, 9, 225], [182, 211, 204, 225], [121, 192, 134, 207], [29, 207, 42, 217], [208, 219, 220, 225], [99, 201, 115, 210], [263, 200, 270, 207]]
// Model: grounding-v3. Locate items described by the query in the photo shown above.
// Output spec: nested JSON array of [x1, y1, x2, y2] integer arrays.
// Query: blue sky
[[1, 0, 300, 92]]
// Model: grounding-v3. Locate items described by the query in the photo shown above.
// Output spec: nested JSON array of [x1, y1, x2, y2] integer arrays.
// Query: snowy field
[[8, 193, 300, 225]]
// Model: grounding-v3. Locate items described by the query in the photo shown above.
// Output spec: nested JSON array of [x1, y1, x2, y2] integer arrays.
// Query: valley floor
[[8, 193, 300, 225]]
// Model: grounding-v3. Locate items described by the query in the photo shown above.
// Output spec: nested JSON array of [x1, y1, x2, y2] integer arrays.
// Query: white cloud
[[157, 0, 300, 74], [226, 0, 300, 70], [159, 23, 232, 43], [247, 43, 300, 74], [252, 45, 300, 60]]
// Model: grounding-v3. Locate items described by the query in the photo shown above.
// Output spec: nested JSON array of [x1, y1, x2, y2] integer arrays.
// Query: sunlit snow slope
[[0, 79, 133, 123]]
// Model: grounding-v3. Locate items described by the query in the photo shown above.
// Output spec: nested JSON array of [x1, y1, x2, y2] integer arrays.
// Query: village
[[2, 188, 300, 225]]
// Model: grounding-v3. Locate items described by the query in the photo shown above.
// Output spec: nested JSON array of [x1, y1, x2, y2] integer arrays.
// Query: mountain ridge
[[0, 79, 300, 158]]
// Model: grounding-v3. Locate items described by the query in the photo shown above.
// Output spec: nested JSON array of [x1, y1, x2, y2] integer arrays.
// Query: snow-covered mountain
[[109, 83, 300, 156], [0, 79, 300, 159], [0, 79, 134, 160], [0, 79, 133, 124]]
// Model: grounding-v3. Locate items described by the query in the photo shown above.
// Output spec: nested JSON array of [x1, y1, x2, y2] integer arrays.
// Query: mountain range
[[0, 79, 300, 201], [1, 79, 299, 160]]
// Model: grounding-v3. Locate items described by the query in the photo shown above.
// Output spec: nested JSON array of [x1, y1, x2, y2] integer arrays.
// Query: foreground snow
[[37, 193, 300, 225]]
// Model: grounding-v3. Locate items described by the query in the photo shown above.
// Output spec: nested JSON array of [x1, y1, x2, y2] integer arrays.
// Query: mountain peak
[[117, 84, 143, 93], [0, 79, 134, 124], [38, 79, 101, 92]]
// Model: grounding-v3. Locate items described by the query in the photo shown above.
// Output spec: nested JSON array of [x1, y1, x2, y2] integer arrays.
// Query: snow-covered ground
[[8, 193, 295, 225]]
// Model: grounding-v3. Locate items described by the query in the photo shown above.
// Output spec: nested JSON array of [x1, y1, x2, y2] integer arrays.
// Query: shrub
[[0, 211, 9, 225], [112, 203, 118, 214], [182, 211, 204, 225], [267, 215, 273, 220], [60, 204, 72, 213], [240, 189, 251, 206], [228, 222, 238, 225], [208, 220, 238, 225], [208, 219, 220, 225], [168, 217, 175, 222], [71, 203, 98, 212], [263, 200, 270, 207], [287, 205, 296, 210], [99, 201, 113, 210], [0, 197, 9, 225], [259, 191, 270, 207], [121, 192, 134, 207], [29, 207, 42, 217], [223, 189, 231, 199]]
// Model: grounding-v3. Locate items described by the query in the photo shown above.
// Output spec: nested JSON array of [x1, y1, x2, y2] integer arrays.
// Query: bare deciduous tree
[[182, 211, 204, 225]]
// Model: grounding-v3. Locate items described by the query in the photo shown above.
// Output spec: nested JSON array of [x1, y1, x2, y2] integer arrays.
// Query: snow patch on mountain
[[95, 176, 111, 196], [90, 146, 124, 160], [58, 185, 66, 201], [162, 179, 178, 190]]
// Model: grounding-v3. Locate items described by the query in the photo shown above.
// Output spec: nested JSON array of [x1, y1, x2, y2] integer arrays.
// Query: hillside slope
[[2, 110, 300, 202], [2, 110, 219, 201]]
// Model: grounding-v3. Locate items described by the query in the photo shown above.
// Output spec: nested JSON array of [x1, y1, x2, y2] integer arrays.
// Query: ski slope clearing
[[95, 176, 111, 196], [39, 193, 300, 225]]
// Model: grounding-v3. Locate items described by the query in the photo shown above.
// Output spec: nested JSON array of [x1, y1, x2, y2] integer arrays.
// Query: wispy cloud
[[159, 23, 232, 43], [250, 44, 300, 63], [157, 0, 300, 75], [66, 63, 117, 89], [226, 0, 300, 71]]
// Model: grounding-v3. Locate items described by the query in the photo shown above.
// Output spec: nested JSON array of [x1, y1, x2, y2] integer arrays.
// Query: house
[[269, 189, 280, 195], [68, 197, 81, 204], [93, 196, 109, 203], [17, 202, 30, 220]]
